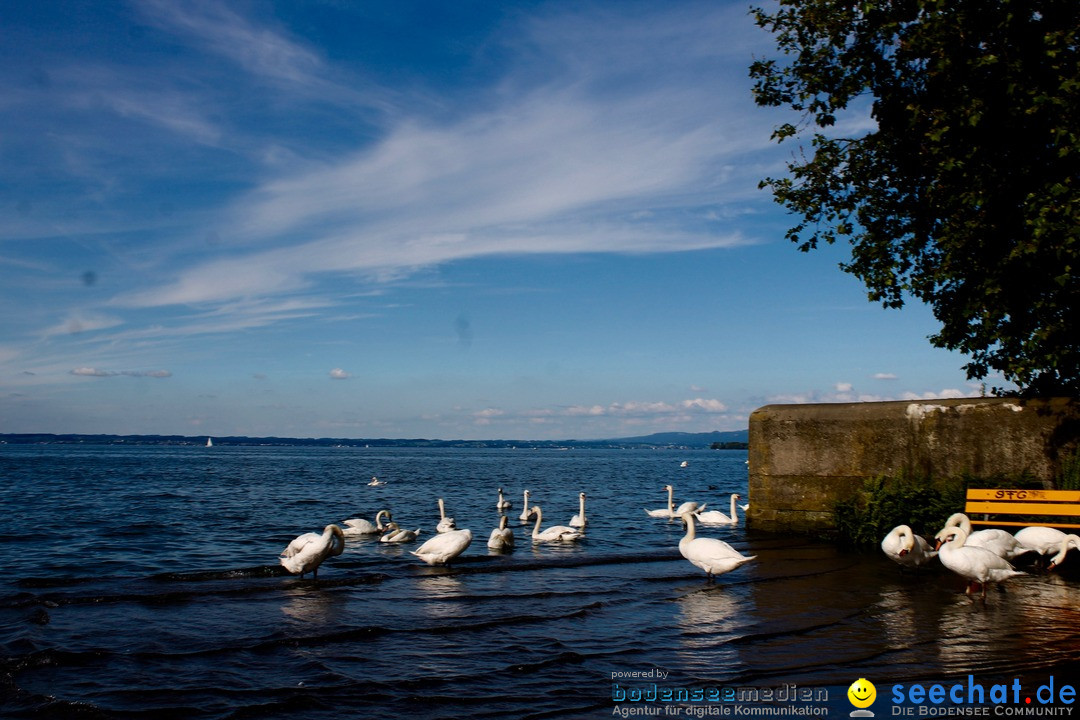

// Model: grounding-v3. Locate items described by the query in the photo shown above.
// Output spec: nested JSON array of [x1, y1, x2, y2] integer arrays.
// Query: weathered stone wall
[[747, 397, 1080, 534]]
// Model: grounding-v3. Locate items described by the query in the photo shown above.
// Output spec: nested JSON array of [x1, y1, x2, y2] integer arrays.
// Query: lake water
[[1, 444, 1078, 719]]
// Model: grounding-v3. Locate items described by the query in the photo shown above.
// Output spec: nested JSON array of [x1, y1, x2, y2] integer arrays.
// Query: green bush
[[833, 474, 967, 546]]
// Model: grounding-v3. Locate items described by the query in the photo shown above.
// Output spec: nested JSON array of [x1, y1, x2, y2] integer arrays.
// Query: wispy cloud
[[110, 3, 774, 312], [133, 0, 391, 113], [135, 0, 325, 88], [70, 367, 171, 378], [41, 312, 124, 339]]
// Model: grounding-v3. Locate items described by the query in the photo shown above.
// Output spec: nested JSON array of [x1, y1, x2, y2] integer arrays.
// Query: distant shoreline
[[0, 431, 748, 451]]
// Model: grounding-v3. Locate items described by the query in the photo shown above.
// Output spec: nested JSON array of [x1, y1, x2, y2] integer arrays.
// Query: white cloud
[[71, 367, 112, 377], [329, 368, 350, 379], [681, 398, 727, 412], [872, 373, 898, 380], [770, 385, 982, 406], [473, 408, 506, 425], [566, 405, 606, 417], [902, 388, 977, 400], [70, 367, 171, 378]]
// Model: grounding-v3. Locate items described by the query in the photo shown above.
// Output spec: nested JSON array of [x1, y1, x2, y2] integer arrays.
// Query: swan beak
[[1049, 562, 1058, 571], [898, 549, 909, 557], [933, 539, 944, 551]]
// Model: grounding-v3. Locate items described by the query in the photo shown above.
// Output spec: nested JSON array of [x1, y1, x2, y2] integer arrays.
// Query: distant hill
[[604, 430, 749, 447]]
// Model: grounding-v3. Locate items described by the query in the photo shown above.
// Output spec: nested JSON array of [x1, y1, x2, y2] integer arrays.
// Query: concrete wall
[[747, 397, 1080, 534]]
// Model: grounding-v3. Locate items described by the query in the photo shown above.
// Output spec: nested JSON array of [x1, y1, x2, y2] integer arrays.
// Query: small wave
[[6, 572, 389, 611], [152, 565, 289, 582], [16, 576, 104, 590], [405, 549, 684, 577], [507, 650, 588, 674]]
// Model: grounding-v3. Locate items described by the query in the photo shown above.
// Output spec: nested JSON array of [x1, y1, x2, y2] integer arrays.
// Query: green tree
[[750, 0, 1080, 395]]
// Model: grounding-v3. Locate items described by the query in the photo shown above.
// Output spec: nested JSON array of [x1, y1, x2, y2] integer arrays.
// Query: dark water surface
[[2, 445, 1078, 719]]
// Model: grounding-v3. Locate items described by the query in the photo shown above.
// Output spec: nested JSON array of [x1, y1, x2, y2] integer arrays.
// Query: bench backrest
[[965, 488, 1080, 528]]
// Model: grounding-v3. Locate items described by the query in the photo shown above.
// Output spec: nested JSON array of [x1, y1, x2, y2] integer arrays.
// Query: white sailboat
[[206, 437, 213, 448]]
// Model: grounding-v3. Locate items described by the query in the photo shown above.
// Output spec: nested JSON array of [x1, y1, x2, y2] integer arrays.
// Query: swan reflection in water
[[414, 574, 469, 620], [933, 570, 1078, 674], [673, 588, 743, 671], [874, 579, 948, 655], [279, 586, 350, 626]]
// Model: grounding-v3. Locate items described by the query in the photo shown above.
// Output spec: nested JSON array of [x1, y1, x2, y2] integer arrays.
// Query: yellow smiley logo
[[847, 678, 876, 709]]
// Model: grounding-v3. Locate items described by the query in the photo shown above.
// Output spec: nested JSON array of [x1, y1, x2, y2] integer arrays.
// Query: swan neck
[[947, 512, 972, 535], [683, 514, 696, 542], [667, 485, 674, 512], [328, 524, 345, 557]]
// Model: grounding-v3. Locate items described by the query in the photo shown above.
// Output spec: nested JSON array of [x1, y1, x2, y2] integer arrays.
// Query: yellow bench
[[965, 488, 1080, 529]]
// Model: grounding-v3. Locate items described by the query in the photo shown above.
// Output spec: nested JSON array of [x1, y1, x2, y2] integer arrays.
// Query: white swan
[[496, 487, 512, 511], [678, 512, 755, 580], [881, 524, 936, 569], [935, 513, 1026, 559], [519, 490, 537, 522], [695, 494, 742, 525], [680, 460, 689, 468], [367, 476, 385, 486], [411, 528, 472, 565], [531, 505, 583, 542], [280, 524, 345, 579], [645, 485, 676, 518], [645, 485, 704, 520], [342, 509, 391, 536], [487, 515, 514, 551], [379, 522, 421, 543], [937, 526, 1024, 598], [1014, 525, 1069, 556], [436, 498, 456, 533], [570, 492, 587, 528], [1048, 533, 1080, 570]]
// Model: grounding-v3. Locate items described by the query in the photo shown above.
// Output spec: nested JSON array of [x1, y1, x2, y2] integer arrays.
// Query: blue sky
[[0, 1, 992, 440]]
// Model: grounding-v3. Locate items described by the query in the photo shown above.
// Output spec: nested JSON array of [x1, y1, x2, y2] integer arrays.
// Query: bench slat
[[965, 488, 1080, 502], [970, 519, 1080, 529], [965, 500, 1080, 516]]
